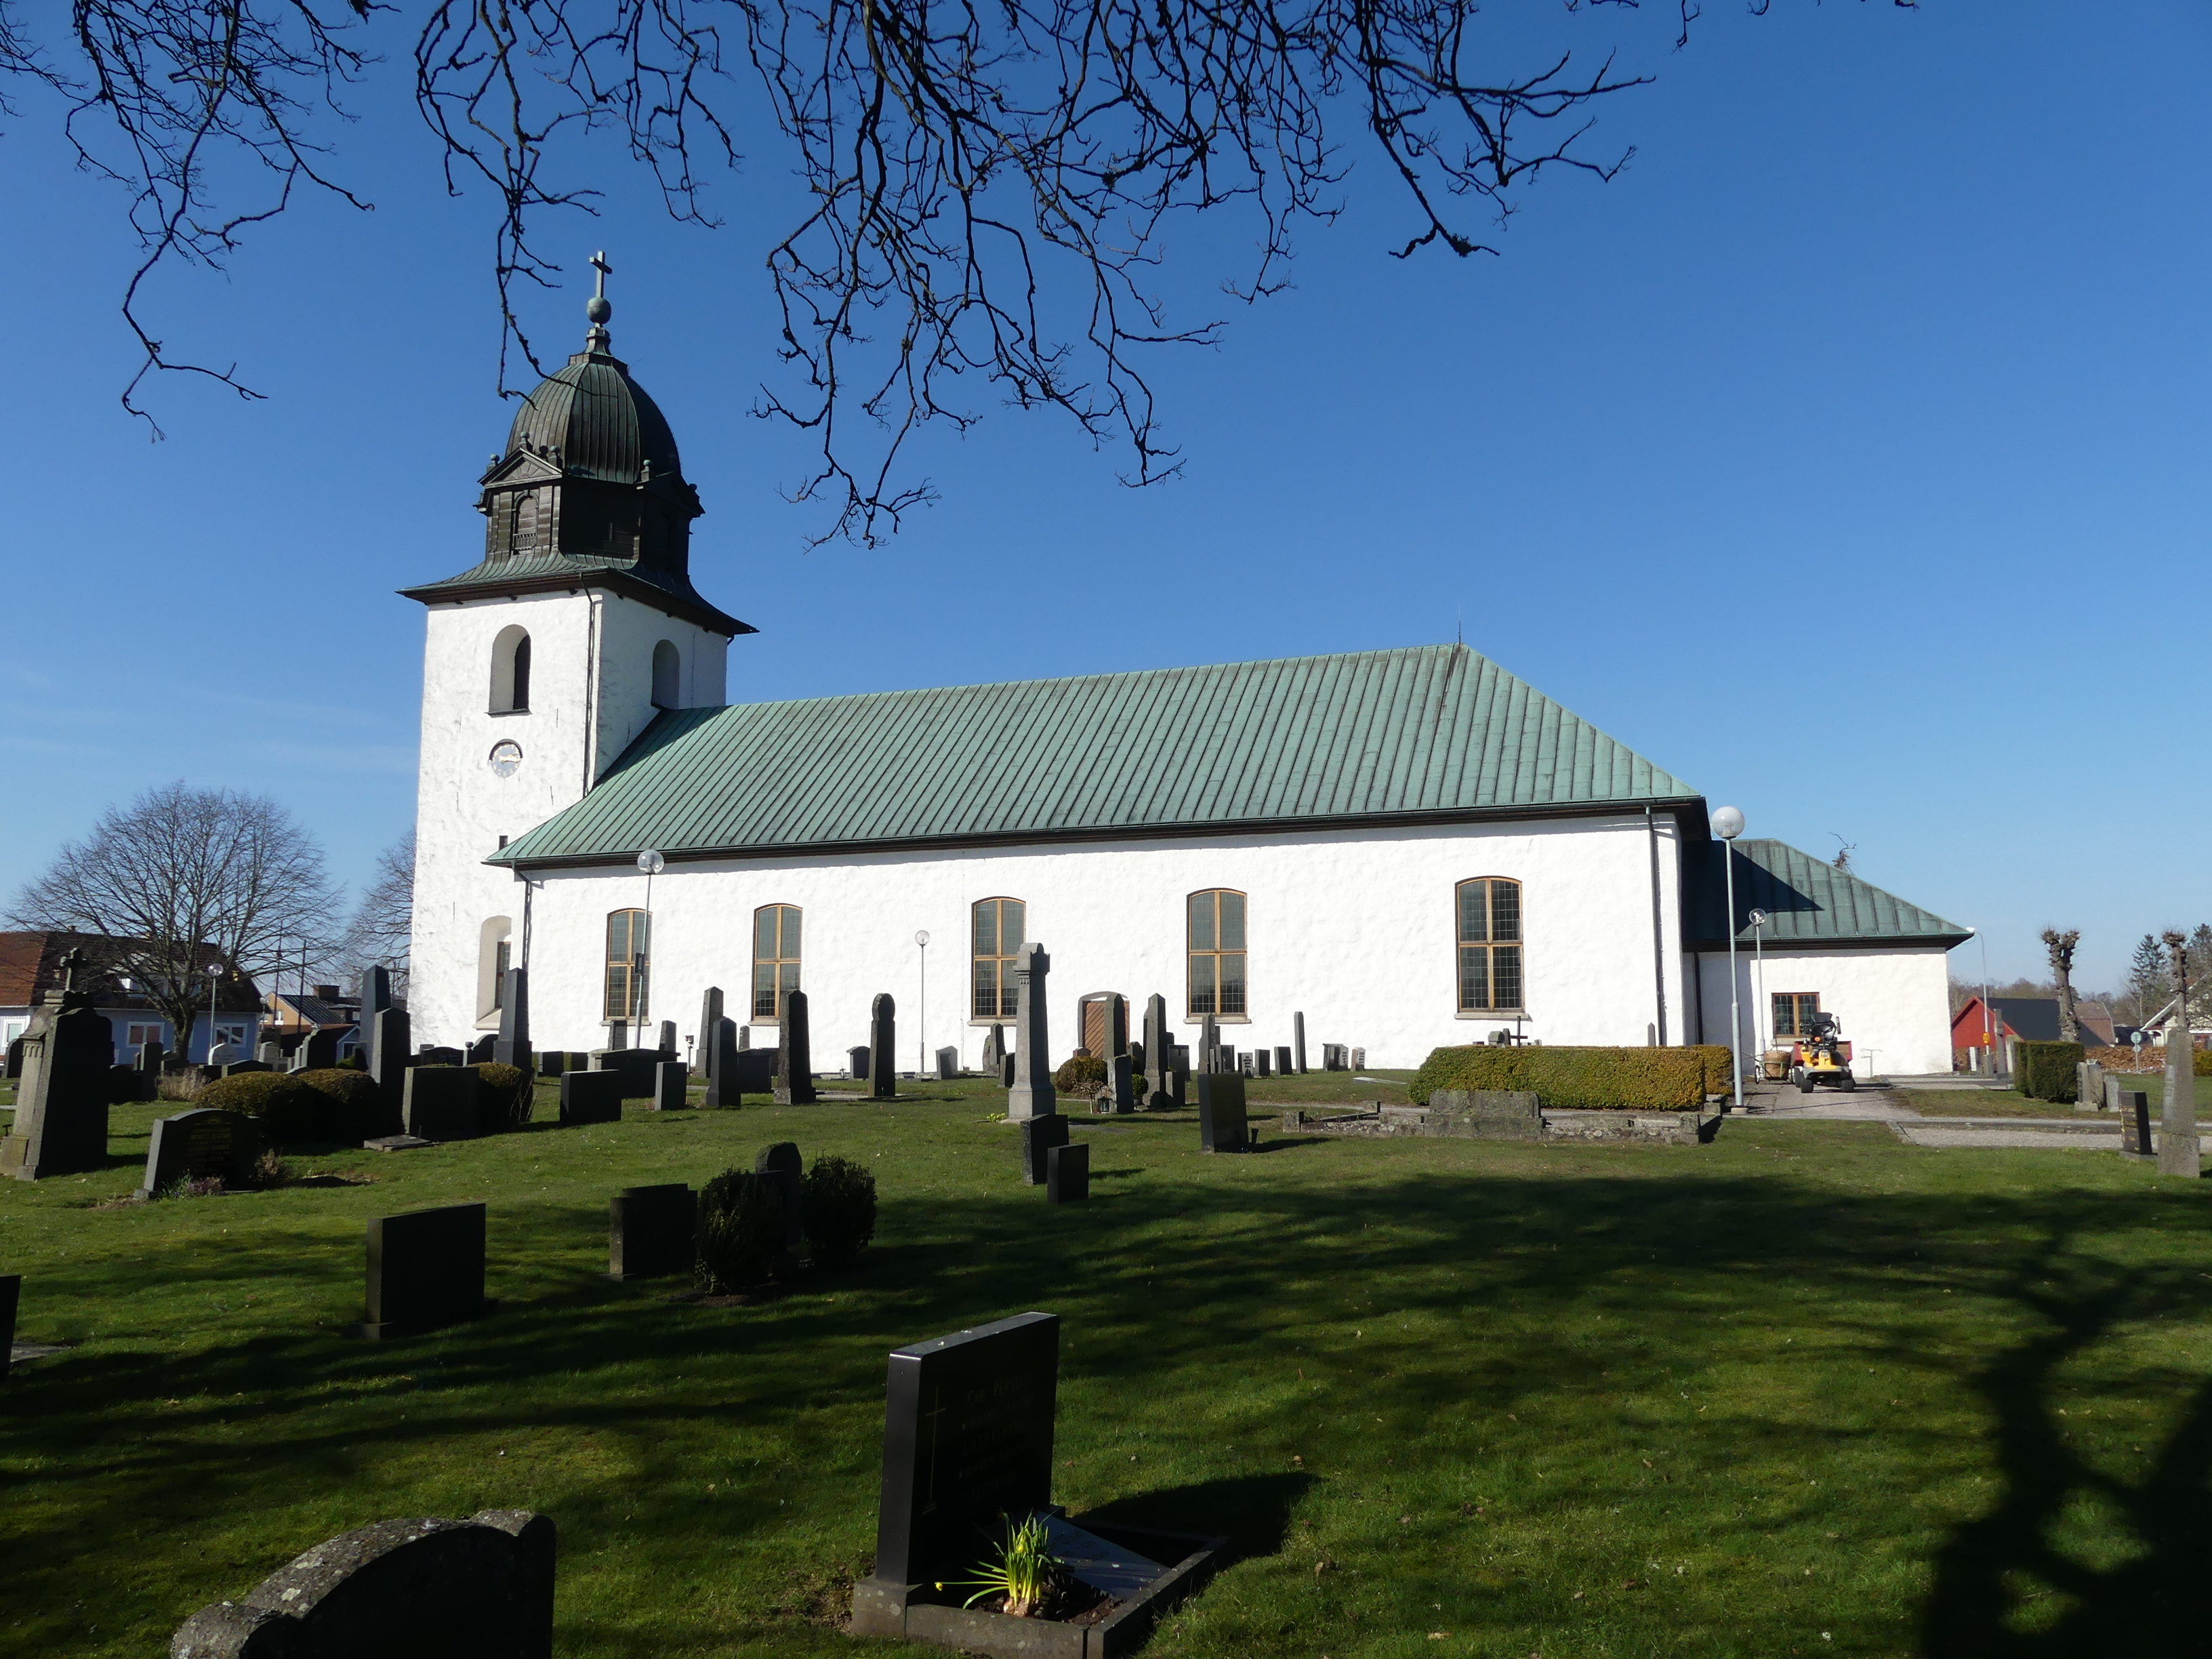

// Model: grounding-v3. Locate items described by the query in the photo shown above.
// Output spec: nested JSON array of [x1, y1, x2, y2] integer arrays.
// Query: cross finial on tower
[[591, 250, 612, 299], [586, 251, 614, 340]]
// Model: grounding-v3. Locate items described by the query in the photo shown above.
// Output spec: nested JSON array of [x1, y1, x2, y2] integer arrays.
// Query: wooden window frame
[[1455, 877, 1526, 1015], [604, 909, 649, 1025], [970, 897, 1026, 1023], [1771, 992, 1822, 1040], [752, 903, 802, 1023], [1186, 888, 1250, 1021]]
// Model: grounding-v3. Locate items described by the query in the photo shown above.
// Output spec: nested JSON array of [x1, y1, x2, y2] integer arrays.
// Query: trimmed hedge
[[193, 1071, 326, 1142], [802, 1155, 878, 1269], [1053, 1054, 1107, 1093], [2014, 1040, 2085, 1102], [1410, 1044, 1734, 1110], [474, 1061, 534, 1131], [697, 1169, 787, 1293]]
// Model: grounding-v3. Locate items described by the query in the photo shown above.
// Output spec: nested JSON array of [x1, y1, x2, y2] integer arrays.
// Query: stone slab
[[1046, 1142, 1090, 1203], [403, 1067, 482, 1142], [610, 1183, 696, 1282], [559, 1071, 624, 1127], [1019, 1115, 1069, 1186], [352, 1203, 490, 1340]]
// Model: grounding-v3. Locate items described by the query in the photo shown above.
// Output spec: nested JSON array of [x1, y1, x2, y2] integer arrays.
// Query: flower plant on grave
[[800, 1155, 877, 1268], [952, 1513, 1066, 1619], [472, 1062, 534, 1131], [696, 1169, 786, 1292]]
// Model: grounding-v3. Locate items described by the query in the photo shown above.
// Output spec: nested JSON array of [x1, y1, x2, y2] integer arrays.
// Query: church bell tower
[[398, 255, 751, 1046]]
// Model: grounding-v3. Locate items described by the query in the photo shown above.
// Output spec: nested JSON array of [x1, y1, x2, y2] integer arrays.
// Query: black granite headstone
[[419, 1045, 466, 1069], [870, 994, 897, 1100], [1254, 1050, 1271, 1078], [1293, 1012, 1307, 1073], [139, 1107, 261, 1197], [1000, 1054, 1017, 1088], [935, 1046, 958, 1081], [405, 1067, 483, 1141], [559, 1071, 624, 1126], [1046, 1141, 1089, 1203], [537, 1050, 567, 1078], [651, 1060, 689, 1111], [1019, 1114, 1069, 1185], [754, 1141, 804, 1251], [775, 989, 818, 1104], [1274, 1045, 1294, 1076], [848, 1044, 871, 1081], [704, 1017, 743, 1106], [865, 1312, 1060, 1594], [609, 1183, 697, 1281], [2121, 1089, 2154, 1158], [589, 1048, 661, 1098], [493, 967, 531, 1068], [354, 1204, 489, 1339], [734, 1048, 775, 1094], [301, 1026, 341, 1071], [1197, 1073, 1248, 1152], [465, 1036, 497, 1063], [369, 1007, 411, 1136]]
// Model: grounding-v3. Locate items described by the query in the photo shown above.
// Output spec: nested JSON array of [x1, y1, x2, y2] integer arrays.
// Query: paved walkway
[[1729, 1080, 2136, 1152]]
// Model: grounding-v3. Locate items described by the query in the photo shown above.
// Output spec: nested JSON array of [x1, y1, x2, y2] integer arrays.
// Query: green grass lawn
[[1897, 1077, 2211, 1120], [5, 1081, 2211, 1657]]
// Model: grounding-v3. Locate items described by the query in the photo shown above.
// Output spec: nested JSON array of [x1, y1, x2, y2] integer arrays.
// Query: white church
[[403, 289, 1968, 1078]]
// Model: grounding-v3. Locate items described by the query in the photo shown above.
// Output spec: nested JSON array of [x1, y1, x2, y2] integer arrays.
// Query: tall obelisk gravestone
[[1006, 943, 1057, 1122], [1, 949, 114, 1179], [869, 994, 897, 1101], [775, 989, 818, 1105]]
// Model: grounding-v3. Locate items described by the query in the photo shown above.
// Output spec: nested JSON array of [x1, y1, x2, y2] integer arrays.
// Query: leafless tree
[[2040, 926, 2080, 1042], [5, 782, 342, 1053], [337, 831, 415, 1002], [0, 0, 1917, 542]]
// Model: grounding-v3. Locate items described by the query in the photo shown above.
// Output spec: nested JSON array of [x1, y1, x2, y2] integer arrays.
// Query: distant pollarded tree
[[2041, 928, 2081, 1042], [337, 831, 415, 1004], [7, 782, 342, 1052]]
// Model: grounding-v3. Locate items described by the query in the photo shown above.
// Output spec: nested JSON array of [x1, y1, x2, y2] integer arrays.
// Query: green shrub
[[1409, 1044, 1736, 1109], [295, 1068, 384, 1138], [192, 1071, 326, 1141], [2014, 1040, 2084, 1102], [1054, 1054, 1107, 1093], [802, 1155, 878, 1269], [697, 1169, 787, 1293], [474, 1062, 535, 1131]]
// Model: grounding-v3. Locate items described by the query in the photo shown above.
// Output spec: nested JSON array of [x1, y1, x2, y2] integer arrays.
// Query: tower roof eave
[[398, 556, 754, 638]]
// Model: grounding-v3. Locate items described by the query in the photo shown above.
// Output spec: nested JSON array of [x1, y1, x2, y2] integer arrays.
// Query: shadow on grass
[[7, 1155, 2212, 1654]]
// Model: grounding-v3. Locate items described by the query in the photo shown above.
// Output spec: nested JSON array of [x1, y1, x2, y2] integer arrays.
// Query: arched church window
[[512, 492, 539, 553], [478, 916, 513, 1026], [490, 626, 531, 713], [1187, 890, 1247, 1017], [1456, 878, 1524, 1012], [752, 904, 802, 1022], [605, 909, 649, 1025], [971, 898, 1025, 1019], [651, 640, 680, 709]]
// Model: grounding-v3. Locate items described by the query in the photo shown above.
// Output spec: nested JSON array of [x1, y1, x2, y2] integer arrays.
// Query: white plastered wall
[[1693, 945, 1957, 1076], [481, 813, 1694, 1071], [411, 586, 731, 1041]]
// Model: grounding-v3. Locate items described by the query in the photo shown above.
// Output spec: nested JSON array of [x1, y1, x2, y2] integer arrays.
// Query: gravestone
[[493, 967, 531, 1068], [869, 993, 897, 1099], [220, 1061, 272, 1078], [140, 1108, 261, 1198], [466, 1036, 496, 1064], [1196, 1073, 1248, 1153], [1253, 1049, 1271, 1078], [258, 1042, 286, 1067], [1019, 1114, 1069, 1185], [1293, 1012, 1308, 1074], [1, 951, 115, 1180], [1324, 1044, 1348, 1071], [300, 1026, 341, 1072], [419, 1046, 466, 1069], [137, 1038, 167, 1076], [935, 1046, 958, 1081], [754, 1142, 805, 1252], [537, 1050, 567, 1078], [652, 1060, 689, 1112], [1006, 943, 1057, 1122], [1142, 994, 1174, 1109], [352, 1203, 489, 1339], [1098, 994, 1134, 1112], [2120, 1089, 2154, 1158], [589, 1048, 661, 1098], [607, 1021, 629, 1052], [2077, 1057, 2104, 1112], [405, 1067, 483, 1141], [704, 1017, 742, 1106], [3, 1037, 20, 1080], [207, 1040, 243, 1066], [2159, 1023, 2199, 1176], [360, 964, 392, 1075], [775, 989, 818, 1105], [0, 1273, 16, 1382], [1001, 1054, 1016, 1088], [1237, 1052, 1253, 1078], [1199, 1014, 1221, 1074], [658, 1019, 677, 1057], [1351, 1046, 1366, 1071], [848, 1045, 871, 1081], [852, 1311, 1060, 1632], [1219, 1045, 1236, 1073], [734, 1047, 776, 1095], [1274, 1045, 1293, 1076], [168, 1508, 555, 1659], [609, 1183, 697, 1281], [1046, 1142, 1089, 1203], [981, 1024, 1006, 1077], [368, 1008, 412, 1137], [699, 985, 725, 1070], [558, 1071, 623, 1127]]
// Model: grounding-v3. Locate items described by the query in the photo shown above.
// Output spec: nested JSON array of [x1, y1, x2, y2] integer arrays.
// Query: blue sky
[[1, 0, 2205, 991]]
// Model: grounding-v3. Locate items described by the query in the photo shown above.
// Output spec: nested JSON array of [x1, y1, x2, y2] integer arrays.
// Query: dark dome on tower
[[504, 347, 684, 485]]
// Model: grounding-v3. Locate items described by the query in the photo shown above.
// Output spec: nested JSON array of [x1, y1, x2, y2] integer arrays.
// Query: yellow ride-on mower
[[1788, 1012, 1857, 1093]]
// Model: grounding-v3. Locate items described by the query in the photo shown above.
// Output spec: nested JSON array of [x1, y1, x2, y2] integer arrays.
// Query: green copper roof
[[493, 644, 1700, 867], [1693, 839, 1969, 949]]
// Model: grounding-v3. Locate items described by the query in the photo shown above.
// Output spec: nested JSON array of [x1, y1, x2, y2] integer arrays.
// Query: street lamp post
[[1712, 805, 1746, 1111], [915, 930, 931, 1077], [636, 848, 665, 1047], [1748, 908, 1769, 1071]]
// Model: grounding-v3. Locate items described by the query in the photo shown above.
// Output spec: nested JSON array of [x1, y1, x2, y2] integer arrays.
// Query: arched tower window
[[1187, 889, 1248, 1017], [490, 626, 532, 713], [1456, 878, 1524, 1012], [512, 492, 539, 553], [477, 916, 513, 1026], [971, 898, 1025, 1019], [651, 640, 680, 709]]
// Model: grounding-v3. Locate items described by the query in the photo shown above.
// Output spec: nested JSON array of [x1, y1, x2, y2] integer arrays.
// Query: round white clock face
[[489, 739, 524, 778]]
